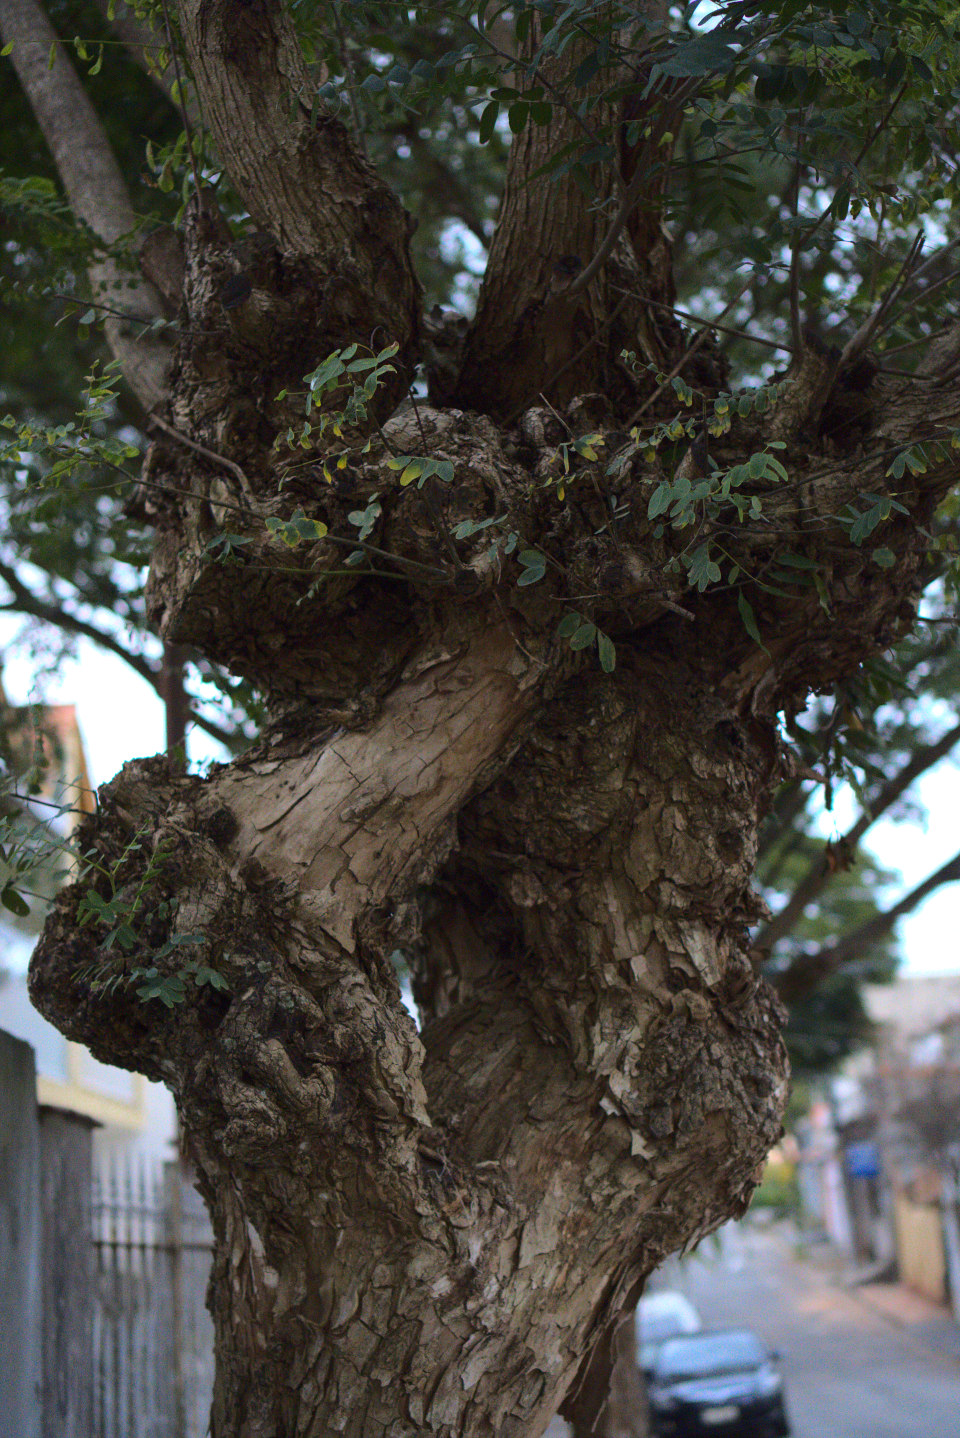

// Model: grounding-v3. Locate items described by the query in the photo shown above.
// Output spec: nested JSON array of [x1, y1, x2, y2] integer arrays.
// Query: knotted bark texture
[[16, 1, 960, 1434], [33, 626, 788, 1437]]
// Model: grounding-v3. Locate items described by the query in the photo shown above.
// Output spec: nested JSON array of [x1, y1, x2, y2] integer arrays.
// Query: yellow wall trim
[[36, 1072, 146, 1130]]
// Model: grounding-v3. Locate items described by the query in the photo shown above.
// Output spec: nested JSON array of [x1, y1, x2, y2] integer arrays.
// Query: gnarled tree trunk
[[10, 1, 960, 1435]]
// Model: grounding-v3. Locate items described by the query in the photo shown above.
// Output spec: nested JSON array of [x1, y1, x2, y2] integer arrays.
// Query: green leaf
[[478, 100, 500, 144], [737, 593, 768, 654], [195, 965, 230, 991], [570, 622, 597, 651], [687, 543, 722, 592], [597, 631, 617, 673], [648, 481, 672, 519], [662, 32, 737, 77], [508, 101, 529, 134], [399, 459, 424, 487], [557, 611, 581, 638], [1, 884, 29, 917], [777, 552, 819, 570], [872, 547, 896, 568], [517, 549, 546, 586]]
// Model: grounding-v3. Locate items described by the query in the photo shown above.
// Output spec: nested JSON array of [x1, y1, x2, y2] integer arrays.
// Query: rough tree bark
[[11, 2, 960, 1436]]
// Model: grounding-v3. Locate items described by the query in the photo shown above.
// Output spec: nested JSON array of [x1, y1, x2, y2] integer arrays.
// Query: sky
[[1, 623, 959, 979]]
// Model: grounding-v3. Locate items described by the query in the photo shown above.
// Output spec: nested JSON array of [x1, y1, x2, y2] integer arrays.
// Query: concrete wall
[[894, 1190, 947, 1304]]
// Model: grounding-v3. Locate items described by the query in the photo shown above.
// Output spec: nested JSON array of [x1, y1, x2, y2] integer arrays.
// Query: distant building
[[796, 976, 960, 1319], [0, 688, 178, 1170], [0, 967, 178, 1169]]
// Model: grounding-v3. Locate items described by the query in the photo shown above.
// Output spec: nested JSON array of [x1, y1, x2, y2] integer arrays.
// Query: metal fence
[[92, 1161, 215, 1438], [0, 1032, 215, 1438]]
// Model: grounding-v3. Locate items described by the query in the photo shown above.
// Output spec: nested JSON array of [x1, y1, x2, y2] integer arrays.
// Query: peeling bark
[[29, 333, 960, 1435], [33, 647, 788, 1437], [11, 2, 960, 1434]]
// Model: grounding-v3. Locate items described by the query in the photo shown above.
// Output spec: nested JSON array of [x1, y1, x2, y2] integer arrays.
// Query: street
[[546, 1221, 960, 1438], [674, 1222, 960, 1438]]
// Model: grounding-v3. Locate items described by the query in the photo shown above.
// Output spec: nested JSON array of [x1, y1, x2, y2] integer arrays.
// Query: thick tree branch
[[0, 0, 171, 409], [174, 0, 419, 390], [451, 5, 682, 419]]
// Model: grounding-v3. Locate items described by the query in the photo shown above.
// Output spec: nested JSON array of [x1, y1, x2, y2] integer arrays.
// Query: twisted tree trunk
[[12, 1, 960, 1434]]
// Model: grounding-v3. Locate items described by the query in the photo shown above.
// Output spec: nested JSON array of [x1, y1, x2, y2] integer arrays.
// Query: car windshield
[[642, 1312, 690, 1343], [655, 1332, 766, 1383]]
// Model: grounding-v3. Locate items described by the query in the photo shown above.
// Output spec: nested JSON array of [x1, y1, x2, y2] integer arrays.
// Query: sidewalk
[[794, 1228, 960, 1363], [850, 1280, 960, 1362]]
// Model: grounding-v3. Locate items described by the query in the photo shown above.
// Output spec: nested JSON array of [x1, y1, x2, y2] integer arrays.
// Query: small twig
[[48, 293, 163, 328], [148, 413, 255, 499], [321, 534, 448, 579], [787, 119, 805, 354], [783, 80, 909, 278], [419, 482, 463, 569], [563, 75, 703, 302], [900, 232, 960, 289], [332, 2, 367, 157], [563, 165, 655, 301], [879, 324, 956, 358], [873, 265, 960, 342], [538, 393, 573, 437], [157, 0, 203, 198], [408, 392, 431, 450], [626, 275, 754, 429], [659, 597, 696, 621], [838, 231, 924, 373], [493, 589, 544, 669], [611, 288, 791, 354], [851, 79, 909, 173]]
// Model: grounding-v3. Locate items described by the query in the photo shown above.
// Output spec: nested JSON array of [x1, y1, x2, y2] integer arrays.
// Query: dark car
[[637, 1291, 702, 1379], [648, 1328, 790, 1438]]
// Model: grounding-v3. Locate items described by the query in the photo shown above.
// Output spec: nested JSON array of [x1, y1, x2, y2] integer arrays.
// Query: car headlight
[[756, 1367, 783, 1398]]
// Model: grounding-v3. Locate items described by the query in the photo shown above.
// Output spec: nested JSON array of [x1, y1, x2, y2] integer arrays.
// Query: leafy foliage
[[3, 0, 960, 1039]]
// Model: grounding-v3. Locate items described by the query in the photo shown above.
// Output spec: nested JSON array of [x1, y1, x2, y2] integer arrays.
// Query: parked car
[[636, 1291, 702, 1378], [648, 1328, 790, 1437]]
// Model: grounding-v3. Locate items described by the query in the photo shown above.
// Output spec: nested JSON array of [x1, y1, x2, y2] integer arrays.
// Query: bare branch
[[839, 232, 924, 374], [757, 718, 960, 955], [0, 0, 171, 409], [775, 847, 960, 1001], [0, 558, 237, 749]]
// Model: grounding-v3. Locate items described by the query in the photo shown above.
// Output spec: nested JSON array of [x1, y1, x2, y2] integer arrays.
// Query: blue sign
[[845, 1141, 880, 1179]]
